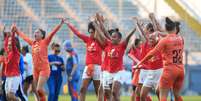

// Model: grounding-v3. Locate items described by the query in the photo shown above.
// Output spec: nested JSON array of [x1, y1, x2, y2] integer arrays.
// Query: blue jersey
[[19, 54, 24, 75], [48, 54, 64, 76], [66, 53, 80, 78]]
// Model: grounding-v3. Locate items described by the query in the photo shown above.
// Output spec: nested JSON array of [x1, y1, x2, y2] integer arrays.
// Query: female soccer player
[[139, 33, 163, 101], [65, 20, 102, 101], [136, 17, 184, 101], [64, 40, 80, 101], [3, 25, 21, 101], [133, 17, 154, 101], [93, 15, 136, 101], [14, 18, 65, 101]]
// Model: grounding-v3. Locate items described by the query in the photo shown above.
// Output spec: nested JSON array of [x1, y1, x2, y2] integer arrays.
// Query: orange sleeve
[[45, 24, 62, 45], [16, 31, 33, 45], [139, 39, 166, 65]]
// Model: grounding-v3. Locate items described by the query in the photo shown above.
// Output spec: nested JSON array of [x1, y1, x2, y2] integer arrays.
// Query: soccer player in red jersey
[[14, 18, 65, 101], [93, 15, 136, 101], [3, 25, 21, 101], [136, 17, 184, 101], [65, 20, 103, 101], [140, 33, 163, 101], [133, 17, 154, 101]]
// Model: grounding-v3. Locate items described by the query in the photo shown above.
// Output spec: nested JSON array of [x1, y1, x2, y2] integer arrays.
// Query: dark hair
[[165, 17, 176, 32], [15, 37, 21, 52], [135, 38, 141, 46], [54, 43, 60, 48], [146, 23, 154, 33], [88, 22, 95, 33], [38, 28, 46, 39], [108, 29, 115, 35], [22, 45, 29, 53], [175, 21, 180, 34], [0, 48, 5, 55], [111, 28, 122, 39]]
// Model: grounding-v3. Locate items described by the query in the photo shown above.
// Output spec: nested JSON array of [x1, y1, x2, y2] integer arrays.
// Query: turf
[[28, 95, 201, 101]]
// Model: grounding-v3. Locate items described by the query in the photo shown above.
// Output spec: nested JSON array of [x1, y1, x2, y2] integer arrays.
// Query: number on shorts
[[172, 49, 182, 64]]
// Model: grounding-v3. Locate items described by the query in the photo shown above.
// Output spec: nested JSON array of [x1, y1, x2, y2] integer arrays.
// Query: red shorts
[[33, 66, 50, 81], [132, 69, 140, 86], [159, 66, 184, 90]]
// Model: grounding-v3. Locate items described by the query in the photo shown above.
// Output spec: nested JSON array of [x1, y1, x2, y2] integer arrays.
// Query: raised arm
[[11, 31, 18, 52], [133, 17, 148, 41], [45, 18, 65, 44], [66, 21, 89, 42], [15, 25, 33, 45], [92, 21, 107, 47], [149, 13, 164, 32], [96, 13, 111, 40], [3, 34, 9, 52], [121, 27, 136, 47]]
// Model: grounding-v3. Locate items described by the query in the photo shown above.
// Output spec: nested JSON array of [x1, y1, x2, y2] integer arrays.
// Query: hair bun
[[165, 17, 174, 24], [115, 28, 119, 32]]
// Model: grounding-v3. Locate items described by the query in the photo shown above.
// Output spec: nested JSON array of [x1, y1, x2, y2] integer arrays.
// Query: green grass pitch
[[28, 94, 201, 101]]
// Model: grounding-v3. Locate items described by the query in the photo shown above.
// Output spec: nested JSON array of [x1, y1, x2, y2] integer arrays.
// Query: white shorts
[[5, 76, 21, 94], [139, 69, 149, 84], [143, 68, 163, 89], [102, 70, 124, 90], [82, 65, 101, 80]]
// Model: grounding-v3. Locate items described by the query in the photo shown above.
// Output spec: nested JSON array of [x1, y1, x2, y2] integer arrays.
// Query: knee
[[140, 92, 146, 101], [104, 91, 111, 99], [174, 94, 181, 100], [36, 88, 45, 97], [135, 86, 141, 96], [80, 86, 87, 94], [112, 90, 119, 98]]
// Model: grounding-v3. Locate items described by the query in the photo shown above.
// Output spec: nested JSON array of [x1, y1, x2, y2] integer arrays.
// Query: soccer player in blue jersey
[[64, 40, 80, 101]]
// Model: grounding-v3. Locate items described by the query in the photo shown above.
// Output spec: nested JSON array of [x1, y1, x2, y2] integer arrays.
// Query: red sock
[[104, 95, 107, 101], [160, 97, 167, 101], [176, 96, 183, 101], [146, 96, 152, 101], [37, 89, 46, 101], [135, 96, 140, 101]]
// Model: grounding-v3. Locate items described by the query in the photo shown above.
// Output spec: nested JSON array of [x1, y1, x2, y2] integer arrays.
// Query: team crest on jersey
[[108, 48, 119, 58], [87, 42, 96, 52], [33, 43, 40, 54]]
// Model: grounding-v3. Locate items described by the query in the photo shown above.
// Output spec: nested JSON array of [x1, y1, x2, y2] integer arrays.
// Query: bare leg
[[36, 76, 48, 101], [80, 78, 91, 101], [93, 80, 100, 96], [140, 86, 151, 101], [112, 81, 121, 101], [159, 88, 169, 101]]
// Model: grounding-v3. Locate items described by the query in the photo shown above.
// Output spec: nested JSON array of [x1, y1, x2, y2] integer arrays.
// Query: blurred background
[[0, 0, 201, 96]]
